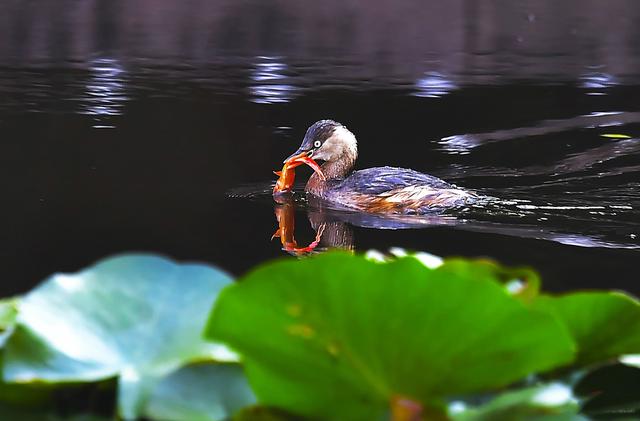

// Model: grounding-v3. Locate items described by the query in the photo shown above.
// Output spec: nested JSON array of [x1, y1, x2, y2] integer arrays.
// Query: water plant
[[0, 251, 638, 420]]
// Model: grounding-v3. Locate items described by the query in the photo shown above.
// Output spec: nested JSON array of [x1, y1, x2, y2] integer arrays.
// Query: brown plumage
[[280, 120, 475, 214]]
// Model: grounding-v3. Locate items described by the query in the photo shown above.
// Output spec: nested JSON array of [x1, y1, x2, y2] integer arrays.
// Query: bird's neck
[[305, 155, 356, 196]]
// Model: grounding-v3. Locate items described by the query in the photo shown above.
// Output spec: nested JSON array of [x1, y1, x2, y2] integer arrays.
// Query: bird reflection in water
[[271, 194, 354, 256], [262, 187, 640, 255]]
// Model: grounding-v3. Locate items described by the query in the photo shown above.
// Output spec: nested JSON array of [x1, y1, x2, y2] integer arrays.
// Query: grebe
[[275, 120, 475, 214]]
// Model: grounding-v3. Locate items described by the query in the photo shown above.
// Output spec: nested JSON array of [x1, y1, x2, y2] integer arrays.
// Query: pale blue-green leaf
[[3, 253, 234, 419], [144, 362, 255, 421]]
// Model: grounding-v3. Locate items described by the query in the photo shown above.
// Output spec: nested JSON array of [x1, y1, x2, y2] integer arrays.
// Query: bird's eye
[[314, 140, 322, 148]]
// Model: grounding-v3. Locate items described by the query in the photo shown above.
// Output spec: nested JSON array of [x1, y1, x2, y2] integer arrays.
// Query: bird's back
[[324, 166, 474, 214]]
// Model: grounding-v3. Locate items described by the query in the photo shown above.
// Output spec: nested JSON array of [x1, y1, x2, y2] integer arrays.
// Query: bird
[[274, 120, 475, 214]]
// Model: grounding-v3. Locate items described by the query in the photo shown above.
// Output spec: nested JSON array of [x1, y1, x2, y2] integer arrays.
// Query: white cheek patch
[[313, 126, 358, 162], [317, 137, 340, 160]]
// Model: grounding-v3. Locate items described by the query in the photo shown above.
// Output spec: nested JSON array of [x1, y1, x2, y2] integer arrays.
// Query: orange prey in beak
[[273, 151, 325, 194], [284, 150, 325, 180]]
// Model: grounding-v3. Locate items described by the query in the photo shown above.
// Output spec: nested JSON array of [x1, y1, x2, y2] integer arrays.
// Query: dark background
[[1, 0, 639, 295]]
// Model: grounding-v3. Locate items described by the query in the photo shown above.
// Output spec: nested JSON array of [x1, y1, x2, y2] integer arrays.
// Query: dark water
[[1, 0, 640, 295]]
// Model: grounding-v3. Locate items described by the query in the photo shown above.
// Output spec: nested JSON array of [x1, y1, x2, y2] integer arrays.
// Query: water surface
[[1, 0, 639, 294]]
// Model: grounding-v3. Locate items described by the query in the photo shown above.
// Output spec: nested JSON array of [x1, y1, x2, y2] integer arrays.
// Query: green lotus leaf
[[0, 377, 54, 408], [232, 406, 303, 421], [3, 254, 234, 419], [206, 252, 575, 420], [0, 297, 18, 347], [0, 404, 109, 421], [534, 292, 640, 367], [439, 258, 541, 302]]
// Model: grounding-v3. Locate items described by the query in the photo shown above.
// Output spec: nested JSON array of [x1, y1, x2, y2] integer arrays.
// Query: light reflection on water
[[580, 71, 618, 96], [413, 72, 458, 98], [438, 112, 640, 155], [82, 58, 128, 128], [249, 56, 298, 104]]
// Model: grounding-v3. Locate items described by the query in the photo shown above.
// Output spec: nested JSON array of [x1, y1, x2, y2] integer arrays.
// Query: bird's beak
[[283, 149, 325, 180]]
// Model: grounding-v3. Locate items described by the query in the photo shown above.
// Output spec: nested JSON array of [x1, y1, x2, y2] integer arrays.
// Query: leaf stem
[[390, 396, 449, 421], [391, 396, 423, 421]]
